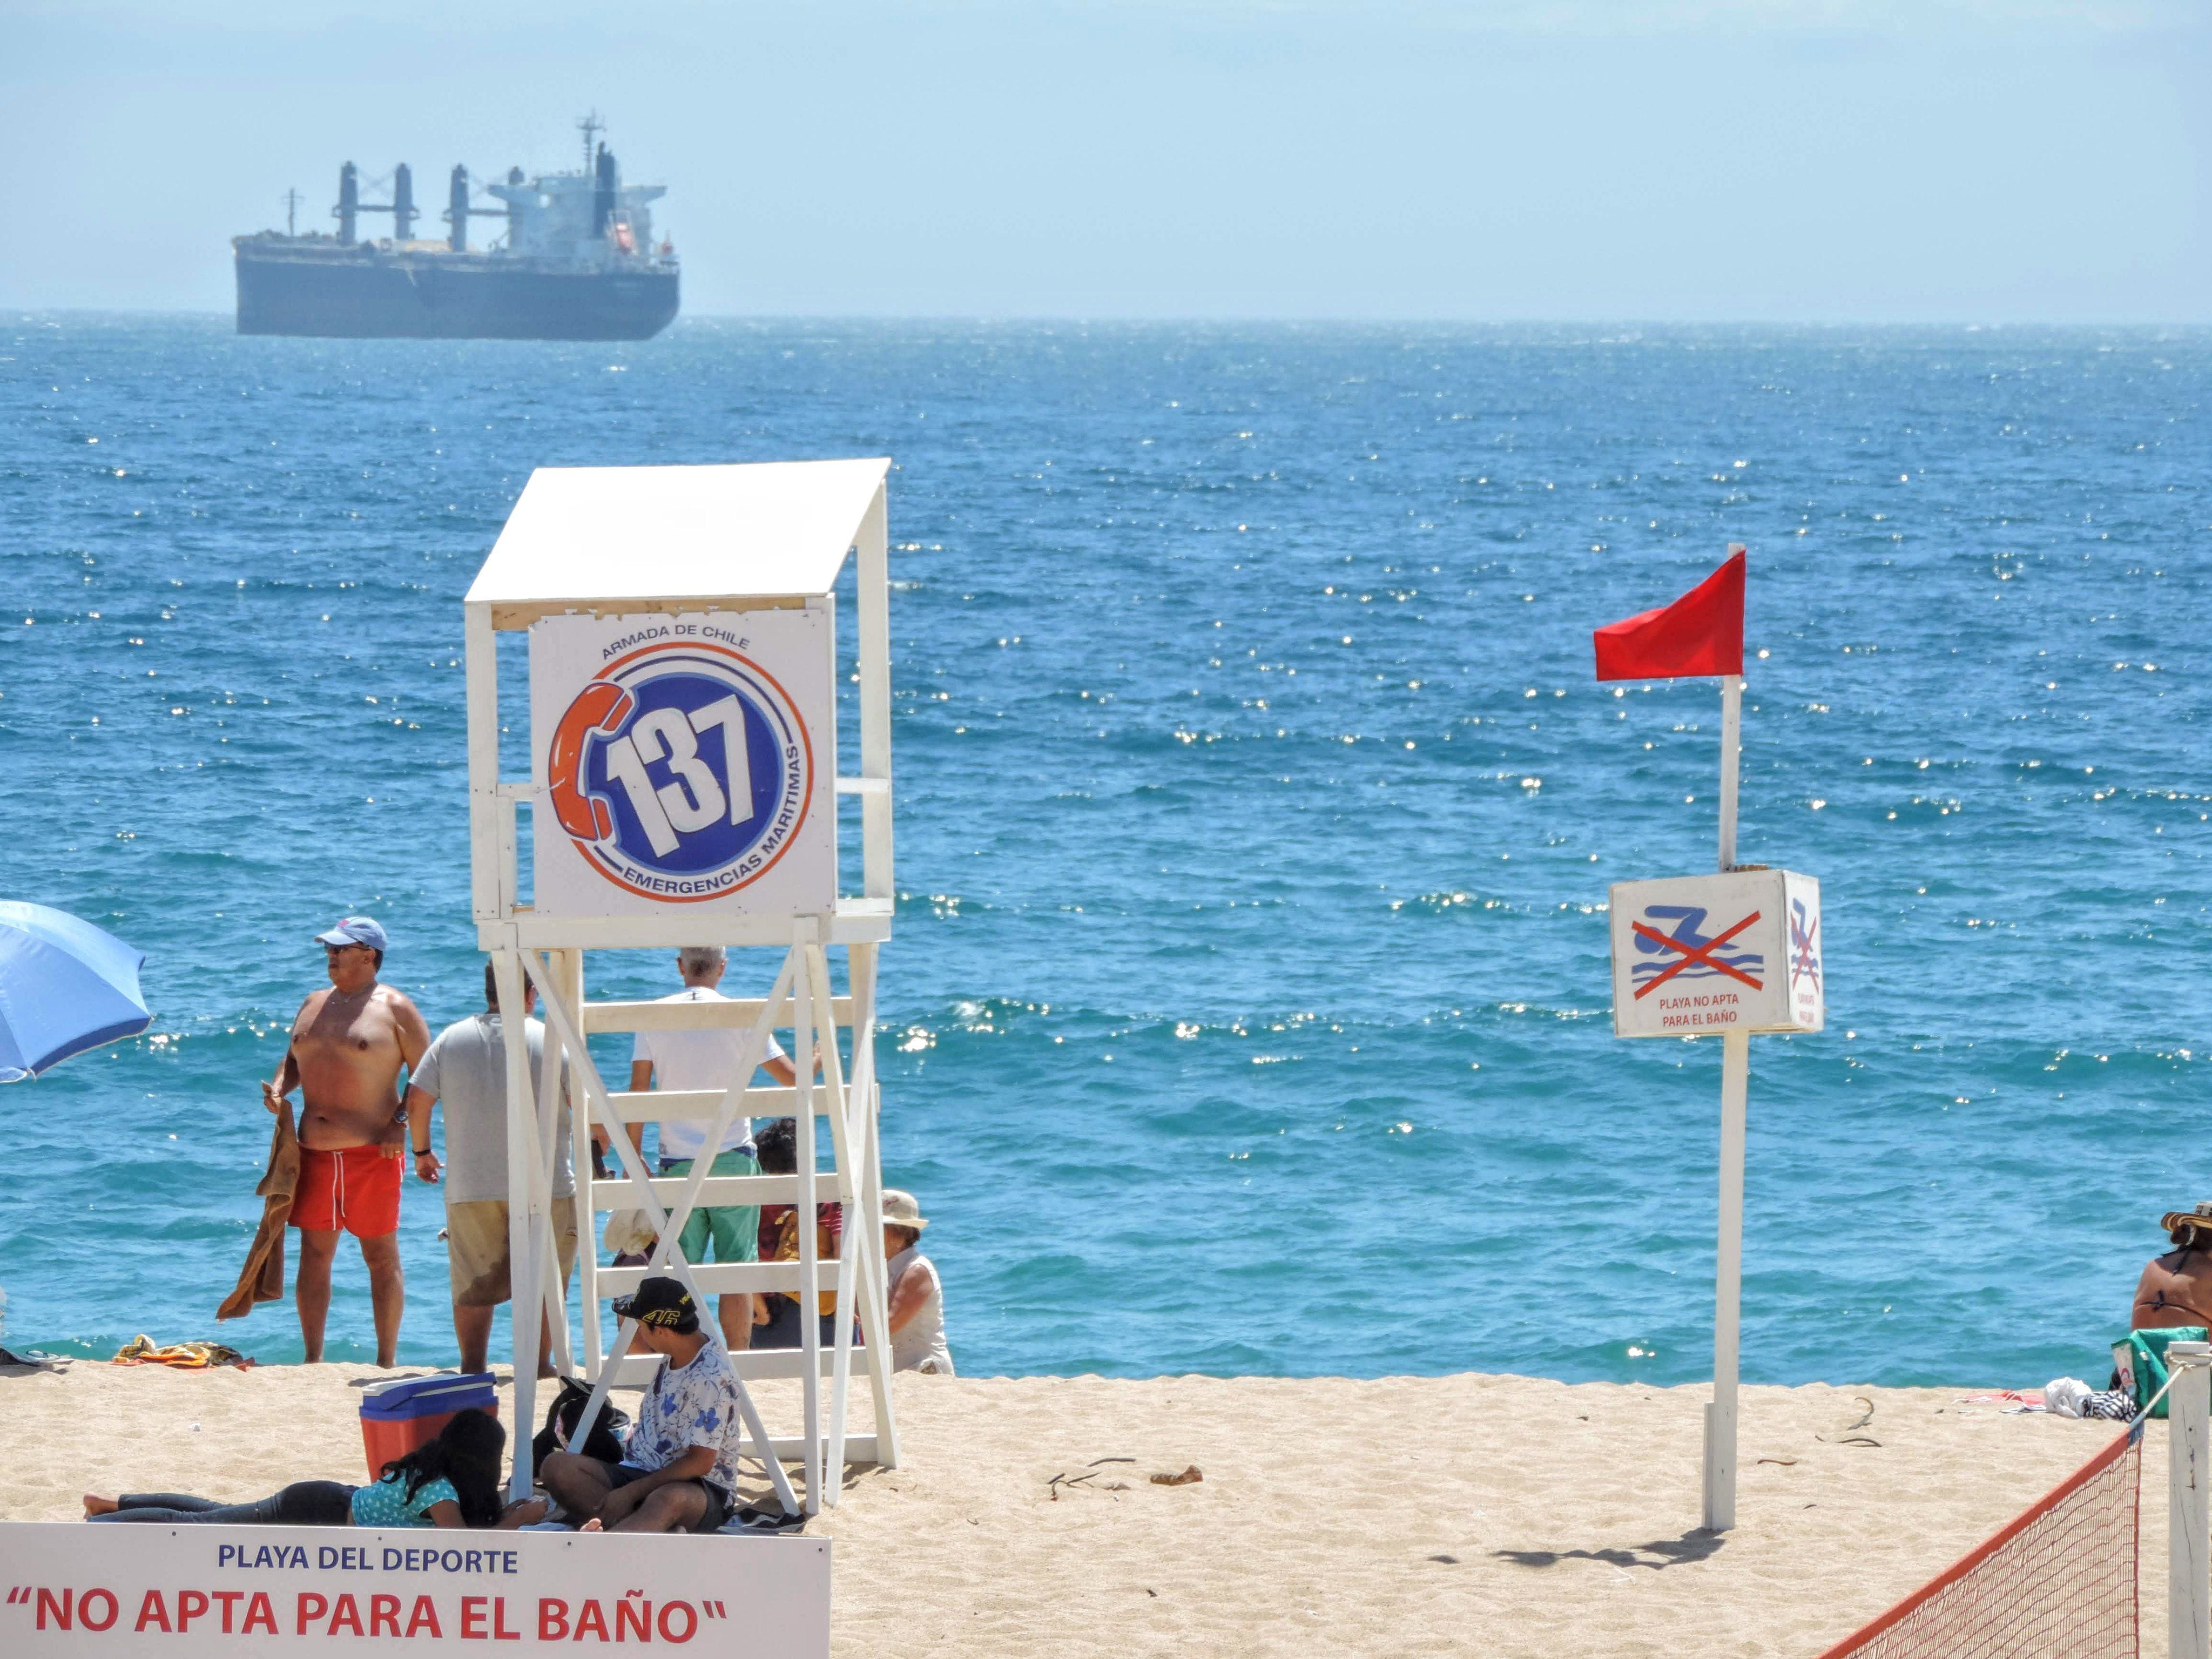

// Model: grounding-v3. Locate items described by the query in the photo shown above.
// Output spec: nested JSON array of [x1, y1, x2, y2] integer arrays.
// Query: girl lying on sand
[[83, 1407, 546, 1529]]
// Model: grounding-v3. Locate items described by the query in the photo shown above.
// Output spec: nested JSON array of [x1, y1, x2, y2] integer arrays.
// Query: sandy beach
[[0, 1360, 2163, 1657]]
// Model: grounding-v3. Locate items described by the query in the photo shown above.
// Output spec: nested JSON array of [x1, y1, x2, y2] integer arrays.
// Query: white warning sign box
[[1608, 868, 1823, 1039], [0, 1522, 830, 1658]]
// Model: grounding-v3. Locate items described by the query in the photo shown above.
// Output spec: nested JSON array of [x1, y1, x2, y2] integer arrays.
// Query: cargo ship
[[233, 118, 679, 340]]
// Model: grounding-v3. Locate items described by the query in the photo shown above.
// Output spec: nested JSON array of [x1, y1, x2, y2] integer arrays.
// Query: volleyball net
[[1814, 1423, 2143, 1659]]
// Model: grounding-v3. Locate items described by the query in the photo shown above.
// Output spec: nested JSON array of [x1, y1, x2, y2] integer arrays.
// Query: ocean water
[[0, 315, 2205, 1391]]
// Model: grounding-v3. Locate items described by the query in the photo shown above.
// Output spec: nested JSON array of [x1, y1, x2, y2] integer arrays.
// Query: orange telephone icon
[[548, 681, 634, 841]]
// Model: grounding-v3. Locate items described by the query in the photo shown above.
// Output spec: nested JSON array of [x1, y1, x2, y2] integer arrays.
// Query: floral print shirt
[[629, 1340, 746, 1496]]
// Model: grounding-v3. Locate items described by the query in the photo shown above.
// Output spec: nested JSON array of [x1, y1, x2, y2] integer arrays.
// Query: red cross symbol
[[1631, 910, 1763, 999]]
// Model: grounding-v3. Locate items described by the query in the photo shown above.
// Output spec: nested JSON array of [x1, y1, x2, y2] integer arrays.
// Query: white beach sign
[[527, 608, 838, 920], [1607, 869, 1824, 1040], [0, 1525, 828, 1658]]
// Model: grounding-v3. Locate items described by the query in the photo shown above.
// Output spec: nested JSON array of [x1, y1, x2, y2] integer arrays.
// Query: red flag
[[1592, 550, 1745, 681]]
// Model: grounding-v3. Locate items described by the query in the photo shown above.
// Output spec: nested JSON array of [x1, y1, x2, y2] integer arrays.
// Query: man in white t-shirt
[[623, 946, 800, 1347]]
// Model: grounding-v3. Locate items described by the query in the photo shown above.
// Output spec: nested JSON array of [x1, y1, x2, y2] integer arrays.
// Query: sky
[[3, 0, 2208, 321]]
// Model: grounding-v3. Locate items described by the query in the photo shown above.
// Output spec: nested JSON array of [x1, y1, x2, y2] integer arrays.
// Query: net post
[[2170, 1339, 2211, 1659]]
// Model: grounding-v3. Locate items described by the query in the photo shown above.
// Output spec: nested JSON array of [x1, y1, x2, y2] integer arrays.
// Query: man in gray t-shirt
[[403, 962, 577, 1374]]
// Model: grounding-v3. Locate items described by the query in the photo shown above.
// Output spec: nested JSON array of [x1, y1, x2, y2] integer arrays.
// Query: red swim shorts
[[292, 1144, 402, 1239]]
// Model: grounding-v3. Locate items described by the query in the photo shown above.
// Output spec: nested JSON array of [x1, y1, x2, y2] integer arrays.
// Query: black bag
[[532, 1377, 629, 1467]]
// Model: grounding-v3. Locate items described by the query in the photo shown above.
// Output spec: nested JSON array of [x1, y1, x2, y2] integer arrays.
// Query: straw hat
[[602, 1210, 658, 1258], [882, 1189, 930, 1233], [2162, 1203, 2212, 1245]]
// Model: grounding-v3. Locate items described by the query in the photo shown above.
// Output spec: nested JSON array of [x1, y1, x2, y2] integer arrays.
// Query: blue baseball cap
[[313, 916, 389, 953]]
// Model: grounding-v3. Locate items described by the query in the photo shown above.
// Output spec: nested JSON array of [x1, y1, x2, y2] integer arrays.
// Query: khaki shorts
[[446, 1197, 578, 1308]]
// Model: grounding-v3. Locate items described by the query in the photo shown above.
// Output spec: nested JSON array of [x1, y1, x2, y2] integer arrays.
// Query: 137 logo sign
[[546, 639, 813, 903]]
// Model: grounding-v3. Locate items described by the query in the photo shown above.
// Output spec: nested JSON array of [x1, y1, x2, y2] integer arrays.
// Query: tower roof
[[467, 458, 890, 624]]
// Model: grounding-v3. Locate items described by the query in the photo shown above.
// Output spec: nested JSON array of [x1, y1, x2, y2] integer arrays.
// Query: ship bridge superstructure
[[483, 145, 667, 265]]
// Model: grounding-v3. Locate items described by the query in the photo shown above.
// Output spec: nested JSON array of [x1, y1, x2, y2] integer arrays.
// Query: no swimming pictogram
[[1789, 896, 1822, 995], [1629, 905, 1766, 1000], [1609, 870, 1820, 1040]]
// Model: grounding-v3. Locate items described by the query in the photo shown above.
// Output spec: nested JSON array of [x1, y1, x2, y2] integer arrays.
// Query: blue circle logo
[[547, 642, 813, 902]]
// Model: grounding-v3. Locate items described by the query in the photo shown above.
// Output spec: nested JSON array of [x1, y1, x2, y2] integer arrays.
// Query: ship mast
[[282, 188, 301, 237], [577, 111, 603, 174]]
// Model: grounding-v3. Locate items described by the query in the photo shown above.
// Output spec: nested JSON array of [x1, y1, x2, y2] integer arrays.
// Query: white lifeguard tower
[[462, 458, 899, 1516]]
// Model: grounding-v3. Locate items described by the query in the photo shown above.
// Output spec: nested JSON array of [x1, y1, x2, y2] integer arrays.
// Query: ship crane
[[334, 162, 358, 245], [444, 166, 512, 254], [338, 163, 420, 243]]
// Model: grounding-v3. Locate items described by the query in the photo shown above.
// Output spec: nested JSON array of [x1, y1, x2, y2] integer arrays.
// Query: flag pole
[[1716, 544, 1746, 873], [1706, 1028, 1749, 1530], [1705, 542, 1749, 1533], [1718, 676, 1741, 870]]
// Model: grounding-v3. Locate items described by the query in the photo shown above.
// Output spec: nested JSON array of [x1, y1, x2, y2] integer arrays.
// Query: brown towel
[[218, 1100, 299, 1320]]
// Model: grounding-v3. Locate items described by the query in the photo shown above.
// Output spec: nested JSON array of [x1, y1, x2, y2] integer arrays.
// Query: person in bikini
[[2132, 1203, 2212, 1331], [265, 916, 431, 1366]]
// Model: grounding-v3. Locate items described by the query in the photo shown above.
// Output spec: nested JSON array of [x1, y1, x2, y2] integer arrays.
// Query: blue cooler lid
[[359, 1372, 499, 1422]]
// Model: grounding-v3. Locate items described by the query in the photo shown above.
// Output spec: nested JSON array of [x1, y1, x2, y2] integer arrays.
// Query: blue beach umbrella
[[0, 902, 152, 1082]]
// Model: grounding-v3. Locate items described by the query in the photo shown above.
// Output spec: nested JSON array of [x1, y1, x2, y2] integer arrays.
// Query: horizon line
[[8, 306, 2212, 332]]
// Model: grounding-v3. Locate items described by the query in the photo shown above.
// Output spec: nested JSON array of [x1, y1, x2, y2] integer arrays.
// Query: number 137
[[601, 696, 752, 855]]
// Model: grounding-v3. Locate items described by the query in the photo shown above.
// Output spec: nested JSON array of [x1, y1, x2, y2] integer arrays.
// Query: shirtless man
[[265, 916, 431, 1366]]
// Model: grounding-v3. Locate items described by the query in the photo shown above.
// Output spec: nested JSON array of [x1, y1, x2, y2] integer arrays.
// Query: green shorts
[[660, 1147, 761, 1268]]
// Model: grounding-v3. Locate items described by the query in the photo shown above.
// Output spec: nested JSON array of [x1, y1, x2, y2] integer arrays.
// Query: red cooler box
[[359, 1372, 499, 1481]]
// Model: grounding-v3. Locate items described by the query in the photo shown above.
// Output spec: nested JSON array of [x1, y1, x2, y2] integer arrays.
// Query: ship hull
[[234, 244, 678, 340]]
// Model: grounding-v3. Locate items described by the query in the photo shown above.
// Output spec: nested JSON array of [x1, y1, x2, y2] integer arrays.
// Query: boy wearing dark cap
[[539, 1278, 746, 1533]]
